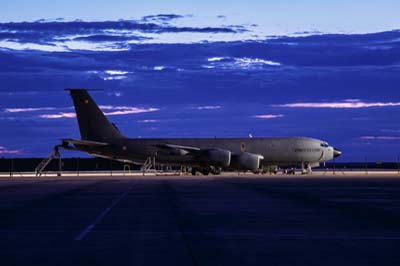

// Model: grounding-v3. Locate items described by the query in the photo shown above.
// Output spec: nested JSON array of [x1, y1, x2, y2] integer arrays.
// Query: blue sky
[[0, 1, 400, 161]]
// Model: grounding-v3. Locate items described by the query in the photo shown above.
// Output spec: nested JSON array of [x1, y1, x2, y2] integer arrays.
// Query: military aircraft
[[60, 89, 341, 175]]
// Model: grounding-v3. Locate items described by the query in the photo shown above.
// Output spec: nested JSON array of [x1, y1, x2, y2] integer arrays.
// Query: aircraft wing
[[155, 143, 200, 156], [155, 143, 200, 151], [62, 138, 109, 147]]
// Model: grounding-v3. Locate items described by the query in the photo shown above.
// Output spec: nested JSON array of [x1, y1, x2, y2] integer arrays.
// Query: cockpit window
[[320, 142, 329, 147]]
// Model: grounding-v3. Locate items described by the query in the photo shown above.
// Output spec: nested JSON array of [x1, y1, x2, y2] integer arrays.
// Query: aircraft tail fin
[[67, 89, 124, 141]]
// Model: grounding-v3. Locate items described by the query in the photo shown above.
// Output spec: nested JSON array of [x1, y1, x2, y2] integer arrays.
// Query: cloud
[[89, 70, 130, 81], [274, 100, 400, 109], [1, 18, 400, 57], [201, 65, 215, 69], [141, 14, 184, 22], [72, 34, 150, 42], [234, 57, 281, 67], [103, 76, 127, 81], [4, 107, 55, 113], [153, 66, 166, 71], [197, 105, 222, 110], [103, 108, 158, 116], [137, 119, 159, 123], [0, 146, 21, 154], [37, 105, 159, 119], [0, 18, 242, 51], [105, 70, 129, 75], [360, 136, 400, 140], [207, 57, 228, 62], [99, 105, 159, 116], [39, 112, 76, 119], [0, 19, 236, 35], [254, 114, 284, 119], [107, 91, 124, 97], [204, 57, 281, 70], [380, 129, 400, 133]]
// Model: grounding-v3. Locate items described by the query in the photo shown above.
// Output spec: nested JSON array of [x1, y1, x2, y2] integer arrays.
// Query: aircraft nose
[[333, 148, 342, 158]]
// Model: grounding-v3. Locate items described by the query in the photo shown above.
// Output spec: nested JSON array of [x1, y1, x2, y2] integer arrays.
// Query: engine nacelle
[[231, 152, 264, 170], [196, 148, 231, 167]]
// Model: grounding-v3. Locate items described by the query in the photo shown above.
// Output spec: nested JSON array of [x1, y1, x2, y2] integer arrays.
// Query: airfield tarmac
[[0, 172, 399, 266]]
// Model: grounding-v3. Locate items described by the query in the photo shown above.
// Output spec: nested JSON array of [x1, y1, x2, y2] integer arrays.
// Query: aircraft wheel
[[202, 168, 210, 175], [211, 167, 222, 175]]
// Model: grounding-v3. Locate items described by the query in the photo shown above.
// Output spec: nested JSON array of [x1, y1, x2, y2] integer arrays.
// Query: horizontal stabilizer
[[62, 139, 109, 147]]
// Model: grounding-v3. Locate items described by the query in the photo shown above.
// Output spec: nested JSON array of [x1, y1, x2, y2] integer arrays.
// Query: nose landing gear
[[301, 162, 312, 174]]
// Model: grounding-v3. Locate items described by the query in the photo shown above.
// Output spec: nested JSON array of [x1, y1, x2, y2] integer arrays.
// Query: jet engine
[[231, 152, 264, 170], [196, 148, 231, 167]]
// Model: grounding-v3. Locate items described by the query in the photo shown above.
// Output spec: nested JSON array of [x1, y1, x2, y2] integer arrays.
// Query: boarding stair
[[141, 156, 155, 174], [35, 146, 61, 177]]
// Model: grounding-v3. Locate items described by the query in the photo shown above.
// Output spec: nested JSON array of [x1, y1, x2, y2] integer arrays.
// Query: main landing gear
[[191, 167, 222, 176], [281, 163, 312, 175]]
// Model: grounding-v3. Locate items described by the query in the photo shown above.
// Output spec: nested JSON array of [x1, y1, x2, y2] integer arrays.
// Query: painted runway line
[[74, 185, 134, 241]]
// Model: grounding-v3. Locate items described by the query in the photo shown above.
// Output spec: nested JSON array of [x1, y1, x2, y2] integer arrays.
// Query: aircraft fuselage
[[74, 136, 335, 167]]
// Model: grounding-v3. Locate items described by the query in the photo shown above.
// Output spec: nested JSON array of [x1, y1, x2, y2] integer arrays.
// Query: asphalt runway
[[1, 174, 400, 266]]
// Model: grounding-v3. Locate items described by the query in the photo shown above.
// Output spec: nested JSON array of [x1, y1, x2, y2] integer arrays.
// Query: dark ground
[[0, 174, 399, 266]]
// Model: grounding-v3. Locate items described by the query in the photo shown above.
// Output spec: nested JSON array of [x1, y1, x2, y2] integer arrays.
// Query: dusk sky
[[1, 0, 400, 161]]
